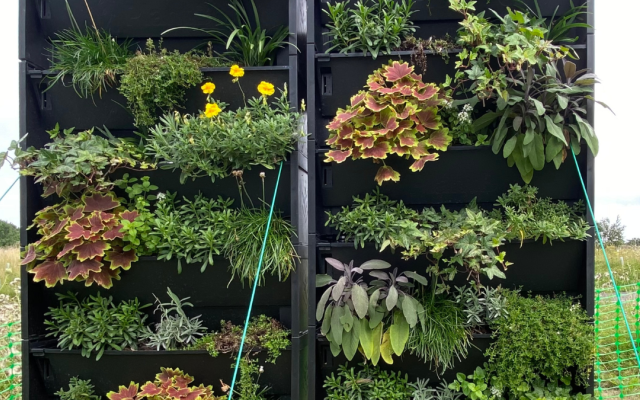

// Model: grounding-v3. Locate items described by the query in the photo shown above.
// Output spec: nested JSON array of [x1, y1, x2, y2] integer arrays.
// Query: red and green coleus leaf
[[85, 267, 121, 289], [45, 218, 69, 239], [325, 149, 352, 163], [355, 136, 376, 149], [66, 223, 93, 241], [138, 382, 163, 397], [107, 383, 139, 400], [30, 260, 66, 287], [383, 61, 414, 82], [362, 141, 391, 159], [350, 93, 366, 107], [103, 224, 125, 240], [68, 259, 103, 280], [335, 138, 354, 149], [375, 166, 401, 186], [74, 241, 111, 261], [426, 129, 452, 151], [364, 94, 388, 112], [88, 212, 105, 233], [157, 368, 190, 384], [58, 239, 83, 259], [120, 210, 139, 223], [105, 250, 138, 270], [398, 131, 419, 147], [391, 145, 410, 156], [409, 153, 439, 172], [335, 107, 363, 123], [21, 244, 37, 265], [412, 84, 439, 101], [392, 120, 414, 137], [337, 125, 355, 139], [413, 108, 441, 130], [182, 389, 208, 400], [410, 141, 431, 159], [377, 107, 399, 133], [83, 192, 120, 213], [397, 102, 419, 119]]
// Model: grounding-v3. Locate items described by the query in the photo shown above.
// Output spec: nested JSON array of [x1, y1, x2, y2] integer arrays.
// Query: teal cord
[[570, 148, 640, 370], [0, 176, 19, 204], [227, 161, 284, 400]]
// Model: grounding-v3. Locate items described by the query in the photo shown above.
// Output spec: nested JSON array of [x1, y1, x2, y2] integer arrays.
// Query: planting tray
[[315, 239, 589, 298], [20, 0, 296, 68], [29, 346, 293, 398], [315, 334, 493, 399], [26, 67, 290, 131]]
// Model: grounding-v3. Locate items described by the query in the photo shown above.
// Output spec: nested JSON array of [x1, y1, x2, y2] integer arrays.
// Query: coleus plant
[[316, 258, 428, 365], [107, 368, 216, 400], [22, 192, 141, 289], [324, 60, 451, 185]]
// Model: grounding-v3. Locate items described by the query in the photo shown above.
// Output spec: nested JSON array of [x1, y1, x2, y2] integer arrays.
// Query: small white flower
[[157, 192, 166, 201], [463, 103, 473, 113], [457, 111, 470, 123], [259, 366, 264, 373]]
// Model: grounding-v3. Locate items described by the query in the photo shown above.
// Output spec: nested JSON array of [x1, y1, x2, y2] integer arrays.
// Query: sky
[[0, 1, 638, 239]]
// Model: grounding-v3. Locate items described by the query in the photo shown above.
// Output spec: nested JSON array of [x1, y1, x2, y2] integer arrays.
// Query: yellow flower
[[229, 65, 245, 78], [201, 82, 216, 94], [257, 81, 275, 97], [205, 103, 222, 118]]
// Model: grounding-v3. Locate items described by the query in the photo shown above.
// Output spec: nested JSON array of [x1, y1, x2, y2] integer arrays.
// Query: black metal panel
[[31, 348, 292, 398]]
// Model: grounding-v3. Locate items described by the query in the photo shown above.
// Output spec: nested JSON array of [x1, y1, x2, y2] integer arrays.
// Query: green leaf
[[546, 136, 564, 162], [529, 134, 545, 171], [316, 288, 332, 321], [557, 95, 569, 110], [342, 316, 360, 360], [389, 311, 410, 356], [386, 286, 398, 311], [330, 340, 341, 357], [332, 276, 346, 301], [331, 305, 344, 345], [531, 98, 546, 116], [321, 304, 333, 336], [473, 111, 500, 131], [341, 307, 355, 332], [371, 323, 383, 366], [523, 128, 535, 145], [503, 135, 518, 158], [401, 295, 417, 327], [544, 115, 567, 145], [359, 319, 374, 360], [512, 116, 523, 131], [360, 259, 391, 270], [351, 284, 369, 319], [316, 274, 333, 287], [403, 271, 428, 286]]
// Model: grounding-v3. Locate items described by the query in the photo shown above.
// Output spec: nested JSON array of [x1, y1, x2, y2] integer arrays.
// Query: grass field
[[0, 246, 21, 399]]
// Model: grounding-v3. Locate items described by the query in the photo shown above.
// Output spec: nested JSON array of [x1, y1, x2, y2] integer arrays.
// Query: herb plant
[[114, 174, 160, 256], [325, 61, 450, 184], [152, 192, 234, 273], [449, 366, 593, 400], [493, 184, 590, 244], [188, 315, 290, 363], [1, 125, 150, 198], [119, 39, 210, 128], [107, 368, 216, 400], [516, 0, 590, 44], [227, 356, 271, 400], [45, 292, 148, 360], [324, 0, 416, 58], [148, 76, 301, 184], [47, 0, 132, 98], [164, 0, 291, 66], [22, 191, 144, 289], [454, 283, 507, 328], [484, 292, 594, 396], [145, 288, 207, 351], [324, 363, 413, 400], [407, 290, 470, 373], [316, 258, 428, 364], [55, 377, 100, 400]]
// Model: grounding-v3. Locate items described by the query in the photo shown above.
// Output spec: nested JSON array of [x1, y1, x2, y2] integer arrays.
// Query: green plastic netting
[[596, 284, 640, 399], [0, 321, 21, 400]]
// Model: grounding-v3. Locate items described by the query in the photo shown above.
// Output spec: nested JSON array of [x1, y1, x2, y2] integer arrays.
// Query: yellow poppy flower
[[205, 103, 222, 118], [257, 81, 275, 97], [201, 82, 216, 94], [229, 65, 245, 78]]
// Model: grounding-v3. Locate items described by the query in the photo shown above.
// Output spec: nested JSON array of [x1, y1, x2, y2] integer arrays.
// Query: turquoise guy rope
[[228, 161, 285, 400], [571, 147, 640, 371], [0, 176, 19, 204]]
